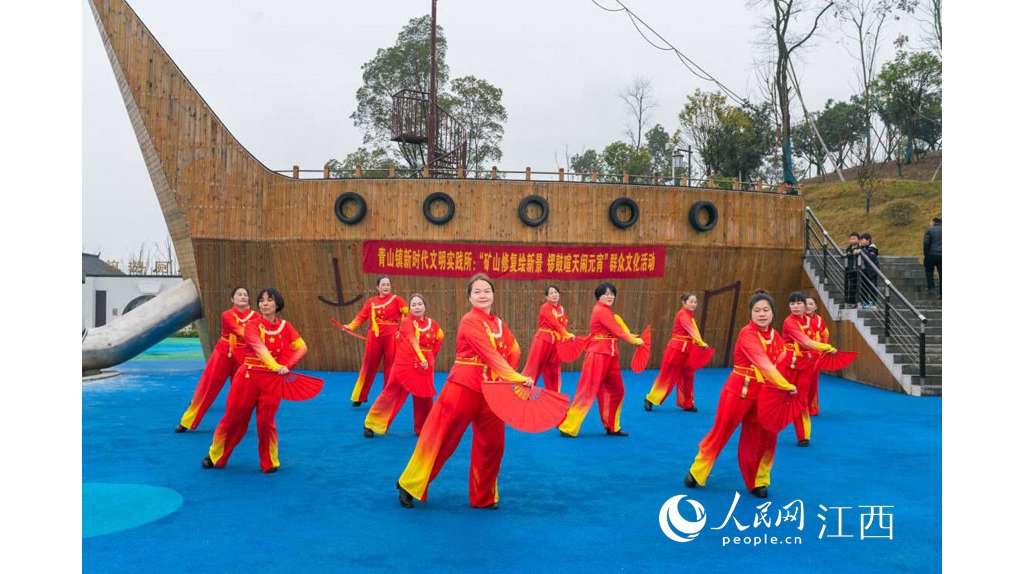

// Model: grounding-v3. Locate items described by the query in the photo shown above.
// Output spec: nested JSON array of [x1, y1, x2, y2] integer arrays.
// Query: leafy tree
[[792, 115, 827, 176], [643, 124, 674, 182], [816, 99, 867, 169], [678, 89, 727, 179], [601, 141, 651, 183], [440, 76, 508, 174], [708, 102, 775, 185], [350, 15, 449, 169], [570, 149, 603, 181], [325, 147, 394, 178], [871, 50, 941, 164]]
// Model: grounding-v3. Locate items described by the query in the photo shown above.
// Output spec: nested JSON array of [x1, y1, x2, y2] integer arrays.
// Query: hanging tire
[[423, 192, 455, 225], [334, 192, 366, 225], [518, 195, 550, 227], [609, 197, 639, 229], [688, 200, 719, 232]]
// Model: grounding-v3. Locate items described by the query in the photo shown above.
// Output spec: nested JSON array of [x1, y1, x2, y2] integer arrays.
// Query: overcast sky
[[82, 0, 925, 262]]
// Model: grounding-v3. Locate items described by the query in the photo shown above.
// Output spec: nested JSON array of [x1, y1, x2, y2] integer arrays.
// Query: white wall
[[82, 275, 183, 329]]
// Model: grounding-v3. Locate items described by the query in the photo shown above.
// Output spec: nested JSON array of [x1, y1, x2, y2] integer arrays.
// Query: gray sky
[[82, 0, 923, 263]]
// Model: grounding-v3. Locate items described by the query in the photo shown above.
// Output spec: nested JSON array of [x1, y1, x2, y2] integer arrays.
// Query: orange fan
[[815, 350, 858, 371], [250, 370, 325, 402], [556, 336, 590, 363], [481, 381, 570, 433], [396, 355, 437, 398], [630, 325, 651, 374], [329, 318, 366, 341], [687, 345, 715, 370], [757, 385, 801, 433]]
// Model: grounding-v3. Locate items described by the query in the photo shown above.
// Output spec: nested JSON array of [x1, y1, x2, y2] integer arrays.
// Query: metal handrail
[[804, 207, 931, 380]]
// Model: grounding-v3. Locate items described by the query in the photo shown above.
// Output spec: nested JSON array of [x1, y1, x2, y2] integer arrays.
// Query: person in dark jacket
[[844, 232, 861, 306], [924, 217, 942, 296], [859, 233, 879, 308]]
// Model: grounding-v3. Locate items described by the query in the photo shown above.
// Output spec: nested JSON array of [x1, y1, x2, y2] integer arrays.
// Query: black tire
[[688, 200, 719, 232], [609, 197, 639, 229], [517, 195, 550, 227], [334, 192, 366, 225], [423, 192, 455, 225]]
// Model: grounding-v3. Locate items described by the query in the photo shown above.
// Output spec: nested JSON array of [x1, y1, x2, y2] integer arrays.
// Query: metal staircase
[[803, 208, 942, 396], [390, 89, 468, 177]]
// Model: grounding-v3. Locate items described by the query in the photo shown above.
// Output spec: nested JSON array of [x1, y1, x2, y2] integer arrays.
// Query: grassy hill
[[799, 150, 942, 256]]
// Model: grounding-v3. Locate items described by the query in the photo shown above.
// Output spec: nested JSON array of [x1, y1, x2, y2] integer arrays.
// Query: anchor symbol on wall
[[318, 257, 363, 307]]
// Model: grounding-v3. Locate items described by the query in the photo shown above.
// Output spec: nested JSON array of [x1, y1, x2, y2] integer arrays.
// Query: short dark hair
[[408, 293, 426, 307], [545, 285, 560, 296], [466, 273, 495, 297], [932, 217, 941, 225], [787, 291, 807, 304], [681, 292, 697, 304], [849, 232, 861, 239], [748, 289, 775, 314], [861, 233, 872, 241], [594, 282, 617, 300], [376, 275, 391, 286], [230, 286, 248, 299], [257, 287, 284, 313]]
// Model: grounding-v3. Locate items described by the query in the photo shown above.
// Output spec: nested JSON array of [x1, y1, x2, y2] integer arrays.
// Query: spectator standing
[[859, 233, 880, 308], [923, 217, 942, 296], [844, 233, 861, 307]]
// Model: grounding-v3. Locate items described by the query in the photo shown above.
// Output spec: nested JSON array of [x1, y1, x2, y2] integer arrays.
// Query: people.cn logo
[[659, 494, 707, 543]]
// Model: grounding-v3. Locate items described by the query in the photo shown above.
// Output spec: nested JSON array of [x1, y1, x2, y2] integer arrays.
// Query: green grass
[[802, 178, 942, 256]]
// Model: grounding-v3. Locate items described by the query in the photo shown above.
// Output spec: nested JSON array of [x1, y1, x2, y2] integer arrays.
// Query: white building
[[82, 253, 182, 329]]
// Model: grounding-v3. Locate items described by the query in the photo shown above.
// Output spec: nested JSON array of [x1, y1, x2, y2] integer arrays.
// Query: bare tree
[[836, 0, 893, 167], [896, 0, 941, 55], [620, 77, 658, 153], [751, 0, 835, 184]]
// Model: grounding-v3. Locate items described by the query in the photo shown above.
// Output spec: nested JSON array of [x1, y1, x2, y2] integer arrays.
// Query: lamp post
[[672, 145, 693, 186]]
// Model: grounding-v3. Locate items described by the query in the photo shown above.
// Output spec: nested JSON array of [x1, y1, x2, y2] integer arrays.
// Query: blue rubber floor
[[83, 338, 941, 573]]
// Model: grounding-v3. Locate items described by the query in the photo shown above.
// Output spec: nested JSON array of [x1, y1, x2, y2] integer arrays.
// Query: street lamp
[[672, 145, 692, 186]]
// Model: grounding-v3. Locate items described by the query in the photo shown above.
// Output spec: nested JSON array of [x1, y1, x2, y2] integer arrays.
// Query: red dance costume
[[644, 306, 707, 409], [179, 307, 257, 429], [346, 295, 409, 403], [687, 322, 795, 492], [805, 313, 829, 416], [779, 314, 834, 442], [364, 315, 445, 436], [207, 316, 307, 472], [397, 307, 527, 507], [557, 302, 640, 436], [522, 301, 574, 393]]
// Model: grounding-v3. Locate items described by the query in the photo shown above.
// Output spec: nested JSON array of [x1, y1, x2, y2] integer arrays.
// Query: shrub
[[881, 199, 919, 227]]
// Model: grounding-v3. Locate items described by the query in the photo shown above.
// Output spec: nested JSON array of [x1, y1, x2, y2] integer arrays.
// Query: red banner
[[362, 240, 665, 280]]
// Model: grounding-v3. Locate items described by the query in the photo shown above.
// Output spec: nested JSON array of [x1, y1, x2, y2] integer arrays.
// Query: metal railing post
[[919, 321, 928, 378]]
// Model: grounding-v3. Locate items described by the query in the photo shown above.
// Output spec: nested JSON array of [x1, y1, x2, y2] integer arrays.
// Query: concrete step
[[901, 363, 942, 376]]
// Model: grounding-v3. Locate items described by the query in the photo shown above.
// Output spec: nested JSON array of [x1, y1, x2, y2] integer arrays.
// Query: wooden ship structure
[[87, 0, 811, 374]]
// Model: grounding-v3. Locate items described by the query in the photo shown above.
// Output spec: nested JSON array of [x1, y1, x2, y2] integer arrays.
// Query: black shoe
[[684, 472, 697, 488], [201, 456, 214, 469], [363, 427, 375, 438], [175, 424, 188, 433], [483, 502, 499, 510], [559, 430, 576, 438], [352, 401, 363, 407], [797, 440, 810, 447], [264, 466, 279, 474], [684, 406, 698, 413], [606, 429, 629, 437], [397, 483, 414, 508], [643, 399, 653, 412], [751, 486, 768, 498]]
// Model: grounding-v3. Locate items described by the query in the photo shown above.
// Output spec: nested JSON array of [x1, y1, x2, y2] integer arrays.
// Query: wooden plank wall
[[92, 0, 811, 372]]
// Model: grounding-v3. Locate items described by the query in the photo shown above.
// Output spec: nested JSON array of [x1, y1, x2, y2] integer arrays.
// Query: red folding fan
[[251, 370, 325, 402], [329, 318, 366, 341], [396, 355, 437, 398], [815, 350, 858, 371], [556, 335, 590, 363], [481, 381, 570, 433], [630, 325, 651, 374], [687, 345, 715, 370], [757, 384, 801, 433]]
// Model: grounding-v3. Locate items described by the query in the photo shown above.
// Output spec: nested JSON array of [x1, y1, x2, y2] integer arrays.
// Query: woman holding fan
[[779, 292, 836, 447], [557, 282, 644, 438], [341, 276, 408, 407], [202, 287, 308, 474], [363, 293, 444, 438], [683, 290, 795, 498], [522, 285, 575, 393], [396, 274, 533, 509], [643, 292, 709, 413]]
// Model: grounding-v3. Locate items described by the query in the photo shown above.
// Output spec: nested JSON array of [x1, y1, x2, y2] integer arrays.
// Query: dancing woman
[[203, 287, 307, 473], [804, 296, 829, 417], [363, 293, 444, 438], [176, 287, 255, 432], [341, 276, 408, 406], [396, 274, 533, 509], [643, 292, 709, 413], [557, 282, 644, 438], [522, 285, 574, 393], [683, 290, 795, 498], [779, 292, 836, 447]]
